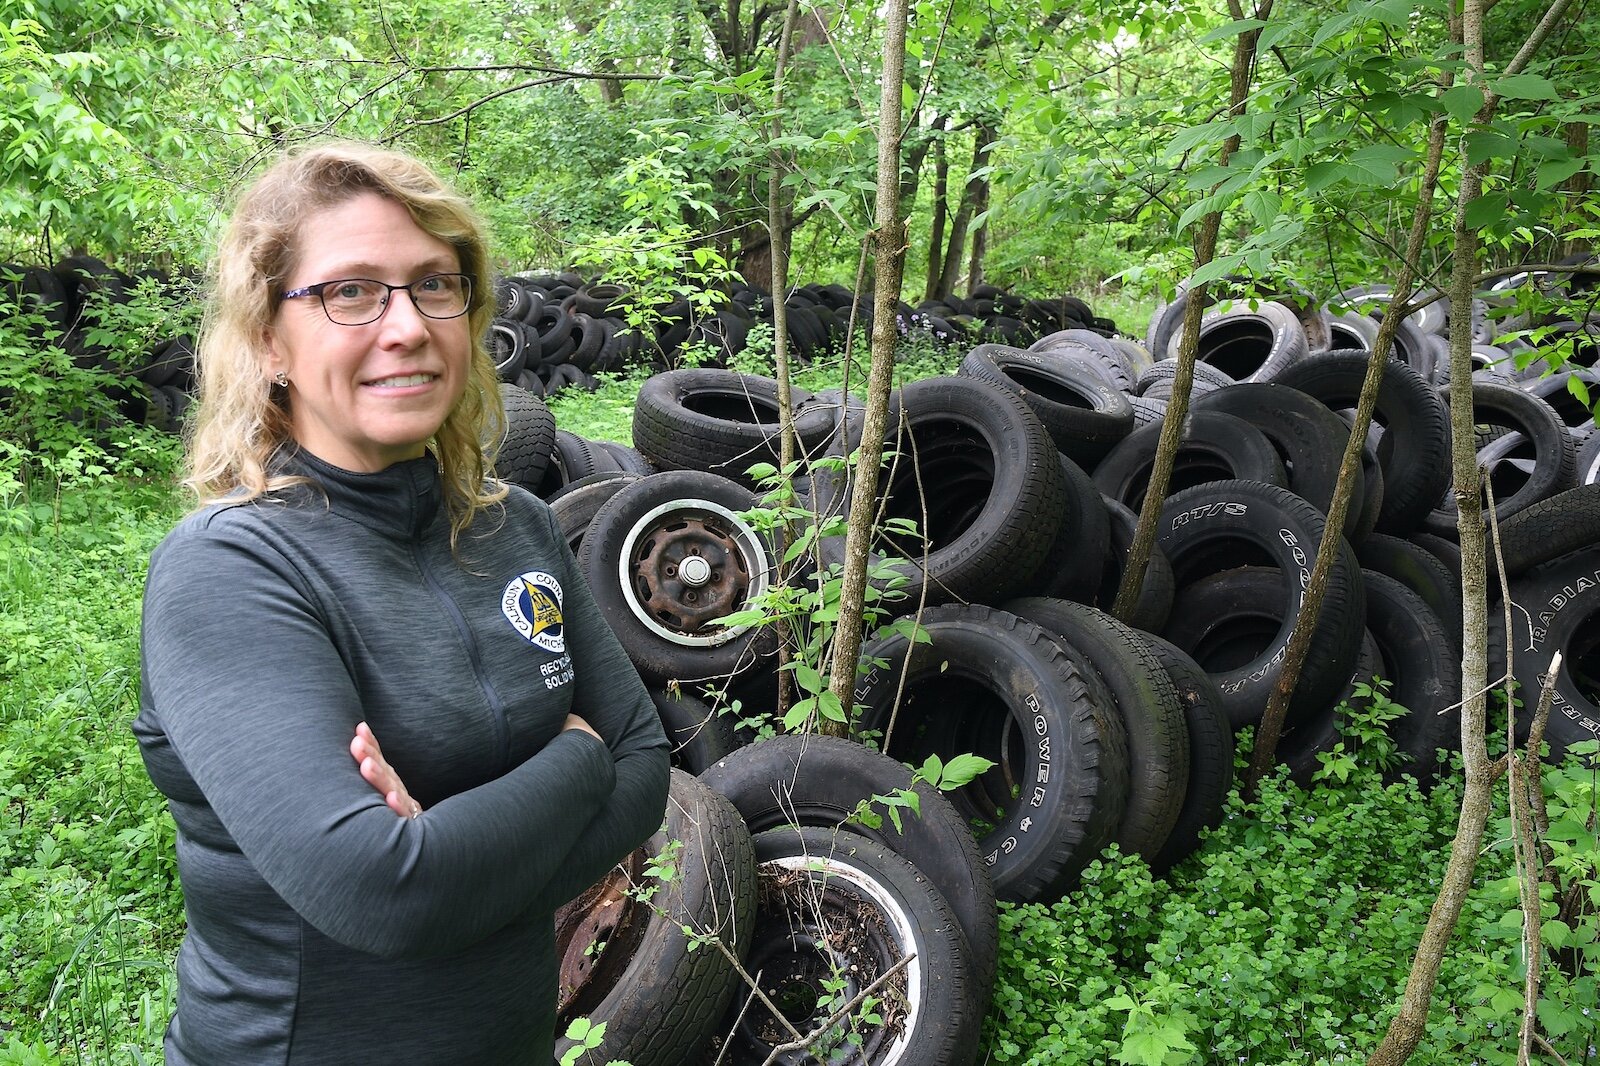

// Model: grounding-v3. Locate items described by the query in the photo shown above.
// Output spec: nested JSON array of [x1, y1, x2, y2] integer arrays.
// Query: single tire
[[1028, 329, 1139, 393], [1359, 571, 1461, 780], [1140, 633, 1235, 873], [598, 440, 656, 476], [1091, 409, 1288, 513], [958, 343, 1135, 467], [554, 769, 757, 1066], [1270, 351, 1451, 536], [1002, 597, 1191, 866], [1164, 300, 1310, 383], [1096, 495, 1176, 633], [1492, 545, 1600, 761], [707, 826, 985, 1066], [1032, 455, 1112, 604], [1357, 532, 1463, 654], [632, 369, 834, 487], [1422, 380, 1577, 536], [548, 472, 641, 554], [577, 470, 778, 685], [1194, 381, 1369, 542], [1581, 432, 1600, 485], [812, 375, 1069, 606], [492, 382, 556, 490], [1496, 485, 1600, 577], [1323, 310, 1378, 352], [488, 319, 528, 383], [853, 605, 1131, 904], [1156, 480, 1367, 729], [1135, 358, 1236, 399], [649, 688, 738, 774], [698, 733, 998, 998]]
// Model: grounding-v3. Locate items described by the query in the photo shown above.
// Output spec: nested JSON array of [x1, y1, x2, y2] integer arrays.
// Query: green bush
[[984, 725, 1599, 1064]]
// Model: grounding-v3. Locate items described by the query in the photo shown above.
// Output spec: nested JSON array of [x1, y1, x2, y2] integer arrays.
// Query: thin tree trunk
[[1245, 88, 1454, 788], [1367, 0, 1578, 1059], [937, 126, 990, 298], [767, 0, 801, 719], [825, 0, 909, 731], [965, 122, 994, 295], [1111, 0, 1273, 621], [899, 114, 932, 219], [924, 117, 949, 302]]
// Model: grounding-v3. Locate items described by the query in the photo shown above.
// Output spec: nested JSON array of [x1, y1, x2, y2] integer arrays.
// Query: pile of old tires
[[1, 257, 198, 432], [528, 283, 1598, 1063], [487, 272, 1117, 399]]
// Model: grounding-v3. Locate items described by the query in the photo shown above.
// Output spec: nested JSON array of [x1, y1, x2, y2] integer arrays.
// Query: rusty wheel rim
[[616, 496, 770, 647]]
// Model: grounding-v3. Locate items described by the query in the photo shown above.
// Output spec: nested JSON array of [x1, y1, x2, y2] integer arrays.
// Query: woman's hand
[[350, 721, 423, 819], [563, 713, 602, 742]]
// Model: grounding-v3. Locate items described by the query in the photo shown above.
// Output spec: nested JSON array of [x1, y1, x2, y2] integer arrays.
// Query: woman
[[135, 142, 670, 1065]]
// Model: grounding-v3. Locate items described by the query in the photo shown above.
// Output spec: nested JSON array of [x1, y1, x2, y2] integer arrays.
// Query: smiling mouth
[[365, 373, 437, 388]]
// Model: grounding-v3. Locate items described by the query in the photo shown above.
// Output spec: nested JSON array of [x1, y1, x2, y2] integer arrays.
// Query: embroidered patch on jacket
[[501, 570, 566, 653]]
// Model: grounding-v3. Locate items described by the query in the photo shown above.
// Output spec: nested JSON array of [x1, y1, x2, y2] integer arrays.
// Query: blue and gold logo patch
[[501, 570, 565, 653]]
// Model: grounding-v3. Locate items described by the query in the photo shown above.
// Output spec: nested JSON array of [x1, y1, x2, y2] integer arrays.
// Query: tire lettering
[[1170, 500, 1248, 528]]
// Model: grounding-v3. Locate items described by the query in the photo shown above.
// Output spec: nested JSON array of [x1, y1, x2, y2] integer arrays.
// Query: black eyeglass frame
[[279, 273, 475, 326]]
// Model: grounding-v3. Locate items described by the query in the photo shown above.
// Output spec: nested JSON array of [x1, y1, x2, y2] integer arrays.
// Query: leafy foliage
[[985, 718, 1600, 1064]]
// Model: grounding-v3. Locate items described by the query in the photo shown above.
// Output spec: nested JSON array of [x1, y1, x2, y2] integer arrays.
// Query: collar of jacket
[[274, 446, 444, 540]]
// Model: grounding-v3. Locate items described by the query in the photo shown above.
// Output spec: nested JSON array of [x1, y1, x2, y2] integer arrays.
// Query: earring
[[274, 371, 289, 388]]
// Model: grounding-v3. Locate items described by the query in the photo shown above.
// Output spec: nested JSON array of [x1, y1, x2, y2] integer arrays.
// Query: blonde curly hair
[[183, 141, 507, 544]]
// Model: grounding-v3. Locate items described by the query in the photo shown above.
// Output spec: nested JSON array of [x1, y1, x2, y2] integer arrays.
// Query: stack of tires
[[1, 257, 197, 432], [487, 273, 1121, 395]]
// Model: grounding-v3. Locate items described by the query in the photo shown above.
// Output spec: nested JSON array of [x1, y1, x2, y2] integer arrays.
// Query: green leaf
[[1241, 189, 1282, 228], [1463, 192, 1509, 230], [1440, 85, 1485, 123], [1199, 17, 1265, 43], [1304, 161, 1350, 194], [1495, 73, 1559, 101], [818, 690, 846, 722], [939, 753, 996, 788], [793, 662, 824, 695], [1536, 157, 1584, 190]]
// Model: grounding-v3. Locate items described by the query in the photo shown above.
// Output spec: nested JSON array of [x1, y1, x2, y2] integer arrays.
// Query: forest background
[[2, 0, 1599, 1062]]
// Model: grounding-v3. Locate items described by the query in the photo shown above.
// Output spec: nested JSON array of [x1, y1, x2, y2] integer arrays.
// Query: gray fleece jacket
[[134, 449, 670, 1065]]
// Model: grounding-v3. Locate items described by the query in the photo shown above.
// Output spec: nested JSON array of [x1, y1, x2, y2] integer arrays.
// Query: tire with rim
[[853, 604, 1131, 904], [577, 470, 778, 685], [706, 826, 985, 1066], [698, 733, 998, 998], [554, 769, 756, 1066], [1156, 480, 1366, 728]]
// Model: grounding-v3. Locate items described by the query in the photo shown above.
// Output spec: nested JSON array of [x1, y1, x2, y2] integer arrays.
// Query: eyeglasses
[[280, 273, 474, 326]]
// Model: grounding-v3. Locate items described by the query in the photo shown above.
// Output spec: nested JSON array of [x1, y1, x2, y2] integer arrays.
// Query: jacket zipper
[[411, 542, 512, 767]]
